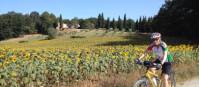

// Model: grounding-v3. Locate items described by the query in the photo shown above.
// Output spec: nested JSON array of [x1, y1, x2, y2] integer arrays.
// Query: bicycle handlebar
[[135, 58, 162, 70]]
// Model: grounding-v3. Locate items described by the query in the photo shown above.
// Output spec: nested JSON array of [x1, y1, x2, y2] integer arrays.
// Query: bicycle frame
[[134, 53, 178, 87], [145, 69, 161, 87]]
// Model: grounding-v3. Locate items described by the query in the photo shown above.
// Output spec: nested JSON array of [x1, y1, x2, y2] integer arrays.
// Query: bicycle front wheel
[[133, 77, 149, 87]]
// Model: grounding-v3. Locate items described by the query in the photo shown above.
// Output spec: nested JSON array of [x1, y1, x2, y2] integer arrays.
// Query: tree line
[[95, 13, 135, 32], [59, 13, 136, 31], [135, 0, 198, 42], [0, 11, 58, 40], [0, 0, 197, 42], [0, 12, 137, 40]]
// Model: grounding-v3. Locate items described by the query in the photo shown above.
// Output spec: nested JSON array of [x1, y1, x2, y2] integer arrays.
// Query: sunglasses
[[151, 38, 160, 41]]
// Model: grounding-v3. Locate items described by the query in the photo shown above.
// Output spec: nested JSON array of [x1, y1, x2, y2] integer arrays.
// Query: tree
[[136, 16, 151, 32], [138, 17, 142, 32], [30, 11, 40, 23], [106, 18, 110, 30], [96, 14, 101, 29], [63, 19, 70, 24], [79, 19, 94, 29], [101, 13, 105, 28], [30, 11, 40, 33], [49, 13, 57, 29], [117, 16, 122, 31], [40, 12, 50, 34], [40, 12, 57, 34], [146, 17, 153, 32], [151, 0, 198, 42], [88, 17, 97, 28], [127, 19, 135, 32], [0, 11, 38, 40], [23, 14, 36, 34], [59, 14, 63, 29], [6, 12, 25, 37], [111, 18, 116, 30], [123, 14, 127, 31], [135, 20, 139, 31], [70, 17, 79, 28]]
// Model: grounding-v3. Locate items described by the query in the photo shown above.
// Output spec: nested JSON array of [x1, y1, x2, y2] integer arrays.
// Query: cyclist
[[137, 32, 173, 87]]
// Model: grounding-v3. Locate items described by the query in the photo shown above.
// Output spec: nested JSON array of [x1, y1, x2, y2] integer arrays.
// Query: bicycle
[[133, 59, 176, 87]]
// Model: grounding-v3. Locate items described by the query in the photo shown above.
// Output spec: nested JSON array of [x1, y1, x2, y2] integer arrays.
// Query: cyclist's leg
[[161, 62, 172, 87], [162, 74, 169, 87]]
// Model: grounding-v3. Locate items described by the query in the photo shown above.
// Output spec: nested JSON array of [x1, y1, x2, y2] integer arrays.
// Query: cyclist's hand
[[135, 58, 142, 65], [155, 64, 162, 70]]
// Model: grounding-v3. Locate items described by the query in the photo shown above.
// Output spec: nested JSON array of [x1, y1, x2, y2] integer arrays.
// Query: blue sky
[[0, 0, 165, 20]]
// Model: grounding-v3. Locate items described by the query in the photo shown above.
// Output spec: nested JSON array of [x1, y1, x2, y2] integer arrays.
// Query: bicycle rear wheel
[[169, 71, 176, 87], [133, 77, 149, 87]]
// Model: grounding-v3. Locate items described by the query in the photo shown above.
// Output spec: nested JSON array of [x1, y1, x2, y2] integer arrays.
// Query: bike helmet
[[150, 32, 161, 39]]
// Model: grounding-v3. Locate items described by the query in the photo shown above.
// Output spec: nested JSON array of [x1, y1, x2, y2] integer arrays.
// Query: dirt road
[[177, 77, 199, 87]]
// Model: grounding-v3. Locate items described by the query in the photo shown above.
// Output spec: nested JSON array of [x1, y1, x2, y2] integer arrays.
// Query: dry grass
[[50, 61, 198, 87], [174, 61, 199, 82], [0, 29, 197, 87]]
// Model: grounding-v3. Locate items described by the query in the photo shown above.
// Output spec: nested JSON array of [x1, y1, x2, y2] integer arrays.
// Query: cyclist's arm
[[161, 51, 168, 64], [139, 44, 153, 60], [161, 42, 168, 64], [138, 51, 148, 60]]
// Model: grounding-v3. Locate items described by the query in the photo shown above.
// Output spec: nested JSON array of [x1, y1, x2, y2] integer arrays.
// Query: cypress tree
[[123, 14, 128, 31], [59, 14, 63, 29], [117, 16, 122, 31], [96, 14, 101, 29], [101, 13, 105, 28], [111, 18, 116, 30], [106, 18, 110, 29]]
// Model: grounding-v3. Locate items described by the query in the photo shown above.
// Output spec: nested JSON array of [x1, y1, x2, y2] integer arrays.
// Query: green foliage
[[101, 13, 105, 28], [117, 16, 123, 31], [152, 0, 198, 42], [47, 27, 57, 40], [134, 0, 198, 42], [0, 11, 58, 41], [0, 12, 32, 40], [123, 14, 128, 31], [0, 2, 197, 43], [96, 14, 101, 29], [135, 16, 153, 32], [59, 14, 63, 29], [40, 12, 57, 34], [106, 18, 110, 30], [79, 19, 95, 29], [30, 11, 40, 33], [127, 19, 135, 32], [111, 18, 117, 30], [96, 13, 105, 28]]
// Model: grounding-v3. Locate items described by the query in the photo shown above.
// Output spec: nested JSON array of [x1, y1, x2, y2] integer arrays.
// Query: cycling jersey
[[147, 41, 173, 63]]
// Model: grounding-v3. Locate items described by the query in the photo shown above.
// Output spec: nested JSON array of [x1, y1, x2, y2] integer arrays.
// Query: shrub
[[47, 27, 58, 40]]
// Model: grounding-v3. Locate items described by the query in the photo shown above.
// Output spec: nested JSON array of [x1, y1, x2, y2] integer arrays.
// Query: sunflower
[[11, 55, 17, 62]]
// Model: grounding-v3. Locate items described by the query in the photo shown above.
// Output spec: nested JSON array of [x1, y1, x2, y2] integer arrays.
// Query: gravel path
[[177, 77, 199, 87]]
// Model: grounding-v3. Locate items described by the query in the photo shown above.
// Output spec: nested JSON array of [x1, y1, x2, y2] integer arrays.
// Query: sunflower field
[[0, 44, 198, 87]]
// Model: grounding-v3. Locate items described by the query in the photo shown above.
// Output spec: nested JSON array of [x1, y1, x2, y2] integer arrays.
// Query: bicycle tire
[[169, 71, 176, 87], [133, 77, 149, 87]]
